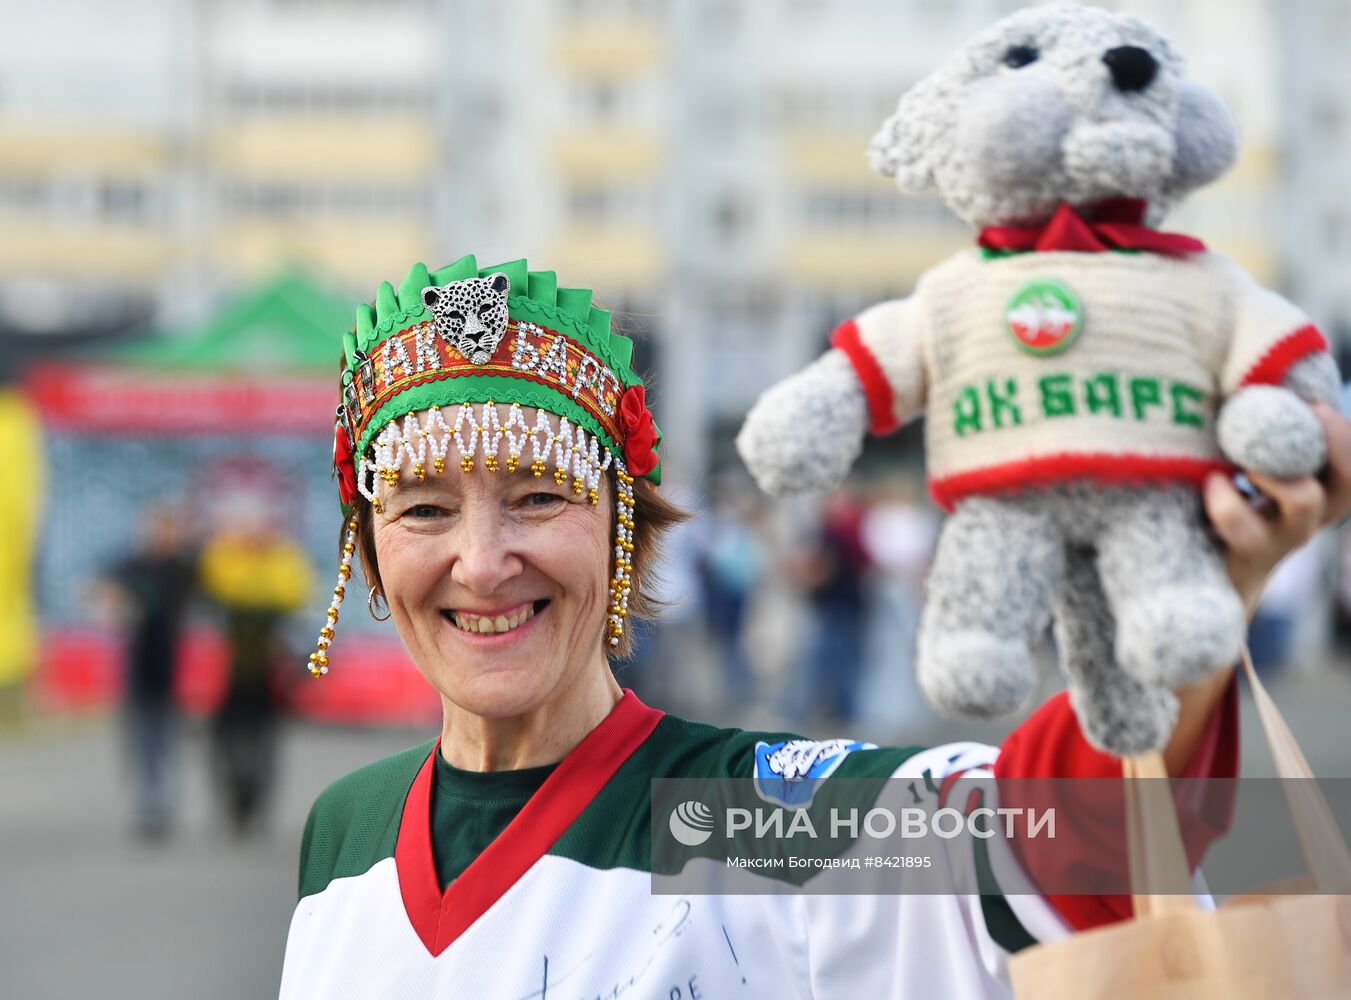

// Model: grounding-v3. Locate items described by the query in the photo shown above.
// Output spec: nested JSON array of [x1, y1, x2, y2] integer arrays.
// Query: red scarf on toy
[[977, 198, 1206, 255]]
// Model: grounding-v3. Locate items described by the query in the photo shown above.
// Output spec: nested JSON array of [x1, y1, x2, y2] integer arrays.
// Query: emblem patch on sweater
[[753, 739, 878, 808], [1004, 278, 1083, 356]]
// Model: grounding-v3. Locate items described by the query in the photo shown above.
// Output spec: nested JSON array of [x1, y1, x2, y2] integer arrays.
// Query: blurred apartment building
[[0, 0, 1341, 471]]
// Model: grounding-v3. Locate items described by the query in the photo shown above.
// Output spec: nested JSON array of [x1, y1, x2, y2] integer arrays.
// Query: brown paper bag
[[1009, 651, 1351, 999]]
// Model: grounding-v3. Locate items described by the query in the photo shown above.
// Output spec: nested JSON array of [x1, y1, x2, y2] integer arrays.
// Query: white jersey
[[280, 692, 1085, 999]]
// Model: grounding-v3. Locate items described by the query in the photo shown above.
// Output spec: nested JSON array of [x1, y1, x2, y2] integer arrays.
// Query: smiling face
[[371, 407, 613, 720]]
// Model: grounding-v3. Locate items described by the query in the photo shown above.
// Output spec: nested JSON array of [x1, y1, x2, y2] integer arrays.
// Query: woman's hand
[[1204, 404, 1351, 616], [1164, 403, 1351, 775]]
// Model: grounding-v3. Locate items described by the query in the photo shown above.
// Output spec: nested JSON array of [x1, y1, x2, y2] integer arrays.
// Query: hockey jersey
[[280, 686, 1236, 998]]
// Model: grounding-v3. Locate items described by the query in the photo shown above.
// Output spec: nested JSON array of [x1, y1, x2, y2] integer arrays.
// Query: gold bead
[[531, 460, 546, 478], [347, 517, 359, 531], [588, 488, 599, 505], [485, 455, 499, 473], [372, 498, 383, 514], [343, 542, 355, 555], [310, 666, 322, 678], [554, 468, 567, 486], [572, 477, 584, 496], [434, 457, 446, 475], [507, 455, 520, 473], [338, 565, 352, 580], [316, 637, 330, 650], [320, 626, 335, 641], [460, 454, 475, 474], [413, 462, 426, 481], [308, 652, 319, 664], [315, 653, 329, 667], [334, 585, 346, 599]]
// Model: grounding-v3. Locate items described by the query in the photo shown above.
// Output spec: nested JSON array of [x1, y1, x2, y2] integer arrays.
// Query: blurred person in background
[[782, 488, 872, 726], [620, 486, 706, 714], [0, 387, 42, 728], [100, 504, 199, 840], [696, 476, 766, 705], [199, 491, 313, 837], [1246, 536, 1327, 674], [858, 477, 940, 731], [281, 255, 1351, 997]]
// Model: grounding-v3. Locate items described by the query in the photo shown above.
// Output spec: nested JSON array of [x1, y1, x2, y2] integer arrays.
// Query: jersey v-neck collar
[[394, 689, 665, 957]]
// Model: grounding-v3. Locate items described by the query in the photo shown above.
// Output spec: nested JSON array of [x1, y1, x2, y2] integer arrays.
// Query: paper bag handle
[[1127, 647, 1351, 916], [1238, 647, 1351, 893], [1124, 749, 1198, 918]]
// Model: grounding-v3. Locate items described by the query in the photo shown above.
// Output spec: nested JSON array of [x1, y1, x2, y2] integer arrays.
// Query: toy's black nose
[[1103, 46, 1157, 92]]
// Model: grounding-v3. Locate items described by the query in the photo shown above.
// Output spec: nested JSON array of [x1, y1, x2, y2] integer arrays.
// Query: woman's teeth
[[452, 603, 536, 635]]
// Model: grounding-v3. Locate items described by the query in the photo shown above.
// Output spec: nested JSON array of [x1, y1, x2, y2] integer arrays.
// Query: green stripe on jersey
[[297, 715, 925, 899], [298, 739, 434, 900]]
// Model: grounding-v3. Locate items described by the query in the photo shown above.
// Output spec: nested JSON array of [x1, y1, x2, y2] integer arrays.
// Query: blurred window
[[800, 187, 951, 232], [97, 179, 157, 226], [711, 193, 748, 241], [561, 0, 663, 20], [221, 79, 432, 116], [267, 0, 431, 7], [567, 79, 655, 125], [1325, 212, 1349, 257], [771, 86, 907, 132], [0, 177, 51, 218], [223, 181, 430, 220], [566, 183, 655, 226]]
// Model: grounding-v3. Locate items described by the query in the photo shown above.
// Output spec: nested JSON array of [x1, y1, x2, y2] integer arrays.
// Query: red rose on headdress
[[618, 385, 659, 477], [333, 423, 357, 507]]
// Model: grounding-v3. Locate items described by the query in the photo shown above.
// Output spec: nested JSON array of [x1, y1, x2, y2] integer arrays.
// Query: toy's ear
[[422, 286, 442, 308], [868, 83, 939, 192], [1171, 80, 1238, 192], [489, 273, 509, 294]]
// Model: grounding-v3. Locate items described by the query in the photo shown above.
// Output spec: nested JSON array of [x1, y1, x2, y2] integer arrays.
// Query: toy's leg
[[1096, 487, 1245, 688], [917, 497, 1062, 719], [1055, 545, 1179, 755]]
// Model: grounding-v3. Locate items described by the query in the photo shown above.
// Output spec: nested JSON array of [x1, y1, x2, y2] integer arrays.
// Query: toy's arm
[[736, 296, 926, 496], [1216, 275, 1339, 477]]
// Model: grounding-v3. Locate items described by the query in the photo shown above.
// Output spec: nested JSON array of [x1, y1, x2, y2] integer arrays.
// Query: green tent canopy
[[94, 268, 351, 375]]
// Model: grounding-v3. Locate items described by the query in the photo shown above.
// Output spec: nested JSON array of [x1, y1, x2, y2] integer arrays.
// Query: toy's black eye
[[1003, 45, 1039, 69], [448, 310, 464, 322]]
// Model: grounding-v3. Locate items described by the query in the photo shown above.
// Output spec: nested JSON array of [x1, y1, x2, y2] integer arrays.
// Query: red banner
[[24, 365, 336, 434]]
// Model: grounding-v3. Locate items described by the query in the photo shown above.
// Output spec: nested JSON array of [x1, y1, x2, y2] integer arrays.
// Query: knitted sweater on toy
[[837, 249, 1326, 510]]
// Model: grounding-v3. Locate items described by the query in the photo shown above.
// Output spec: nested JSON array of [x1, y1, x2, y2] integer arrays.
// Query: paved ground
[[0, 717, 422, 1000], [2, 661, 1349, 999]]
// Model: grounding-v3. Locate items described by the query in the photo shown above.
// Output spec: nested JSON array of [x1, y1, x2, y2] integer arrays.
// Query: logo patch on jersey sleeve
[[753, 738, 878, 809]]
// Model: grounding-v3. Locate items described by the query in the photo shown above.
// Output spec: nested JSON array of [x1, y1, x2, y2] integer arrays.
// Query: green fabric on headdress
[[343, 257, 662, 490]]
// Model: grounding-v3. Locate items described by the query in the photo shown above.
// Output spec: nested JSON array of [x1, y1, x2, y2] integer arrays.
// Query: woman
[[279, 254, 1351, 997]]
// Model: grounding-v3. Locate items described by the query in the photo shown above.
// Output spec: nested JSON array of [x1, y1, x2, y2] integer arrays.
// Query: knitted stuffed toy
[[737, 3, 1341, 754]]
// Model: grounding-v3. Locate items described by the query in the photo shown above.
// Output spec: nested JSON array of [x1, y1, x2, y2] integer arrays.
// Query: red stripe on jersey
[[928, 453, 1230, 512], [1238, 323, 1328, 387], [830, 319, 900, 435], [395, 689, 665, 956]]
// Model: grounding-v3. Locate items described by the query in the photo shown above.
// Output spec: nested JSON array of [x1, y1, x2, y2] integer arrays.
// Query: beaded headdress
[[310, 255, 662, 677]]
